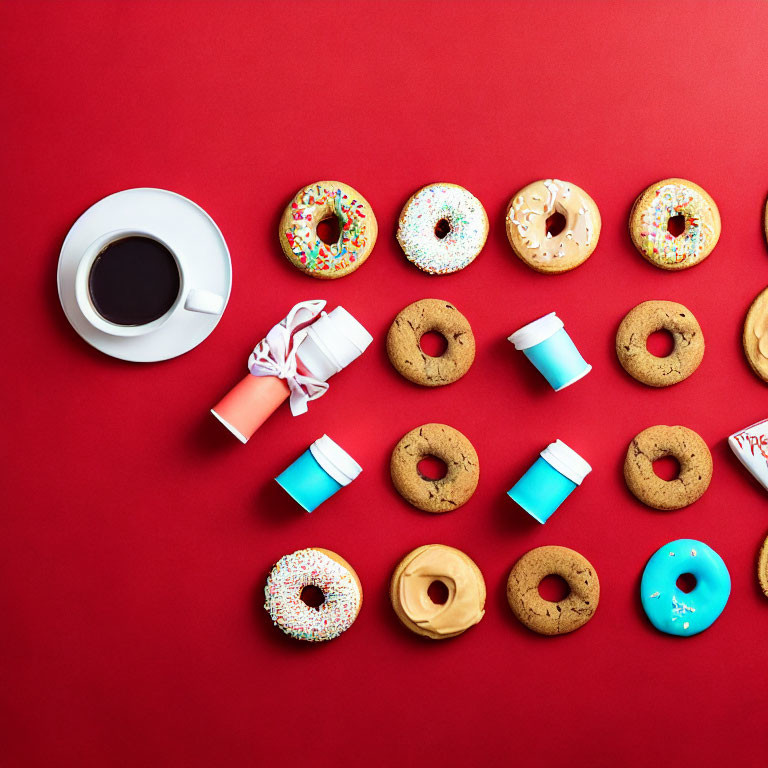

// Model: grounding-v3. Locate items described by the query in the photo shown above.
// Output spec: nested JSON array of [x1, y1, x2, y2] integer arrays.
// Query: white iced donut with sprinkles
[[264, 548, 363, 642], [396, 183, 488, 274]]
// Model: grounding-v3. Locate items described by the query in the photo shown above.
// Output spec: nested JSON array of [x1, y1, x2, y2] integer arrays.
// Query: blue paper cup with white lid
[[275, 435, 362, 512], [508, 312, 591, 391], [507, 440, 592, 523]]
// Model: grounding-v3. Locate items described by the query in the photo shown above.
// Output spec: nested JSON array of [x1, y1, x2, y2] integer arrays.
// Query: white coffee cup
[[74, 228, 225, 337]]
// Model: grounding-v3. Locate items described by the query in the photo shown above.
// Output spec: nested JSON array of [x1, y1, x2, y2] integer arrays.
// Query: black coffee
[[88, 236, 180, 326]]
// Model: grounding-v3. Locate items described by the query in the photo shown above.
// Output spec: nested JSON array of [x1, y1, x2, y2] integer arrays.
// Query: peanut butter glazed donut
[[742, 286, 768, 383], [279, 181, 377, 279], [506, 179, 601, 273], [264, 548, 362, 642], [629, 178, 720, 270], [390, 544, 486, 640]]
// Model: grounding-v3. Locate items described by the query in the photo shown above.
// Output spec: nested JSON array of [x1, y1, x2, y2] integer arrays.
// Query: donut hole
[[417, 455, 447, 481], [652, 455, 681, 481], [545, 211, 566, 238], [538, 574, 570, 602], [667, 214, 686, 237], [419, 330, 448, 357], [316, 215, 341, 245], [676, 573, 697, 593], [300, 585, 325, 609], [434, 218, 451, 239], [427, 580, 449, 605], [646, 329, 675, 357]]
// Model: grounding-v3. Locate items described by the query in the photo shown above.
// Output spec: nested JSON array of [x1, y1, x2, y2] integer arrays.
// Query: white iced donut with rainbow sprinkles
[[396, 183, 488, 274], [264, 548, 362, 642]]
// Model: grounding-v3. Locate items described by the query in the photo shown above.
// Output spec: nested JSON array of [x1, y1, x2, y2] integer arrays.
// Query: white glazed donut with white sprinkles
[[396, 183, 489, 274], [264, 548, 362, 642]]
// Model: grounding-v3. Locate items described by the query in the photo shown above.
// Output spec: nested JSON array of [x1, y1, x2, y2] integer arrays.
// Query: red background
[[2, 2, 767, 766]]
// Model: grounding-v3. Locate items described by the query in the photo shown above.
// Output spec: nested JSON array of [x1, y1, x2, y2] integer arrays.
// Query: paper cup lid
[[508, 312, 564, 350], [540, 439, 591, 485], [310, 435, 362, 486]]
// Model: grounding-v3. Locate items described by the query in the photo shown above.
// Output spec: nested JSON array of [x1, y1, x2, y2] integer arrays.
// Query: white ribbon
[[247, 300, 329, 416]]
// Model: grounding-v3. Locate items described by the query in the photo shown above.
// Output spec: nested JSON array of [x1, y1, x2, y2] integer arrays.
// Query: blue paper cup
[[508, 440, 591, 523], [275, 435, 362, 512], [508, 312, 591, 391]]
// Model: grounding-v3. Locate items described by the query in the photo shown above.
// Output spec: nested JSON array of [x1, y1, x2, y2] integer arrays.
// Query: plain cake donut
[[390, 423, 479, 513], [506, 546, 600, 635], [386, 298, 475, 387], [615, 300, 704, 387], [623, 425, 713, 510]]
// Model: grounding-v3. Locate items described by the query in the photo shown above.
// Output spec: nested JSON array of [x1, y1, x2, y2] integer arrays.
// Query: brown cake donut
[[386, 299, 475, 386], [615, 300, 704, 387], [506, 546, 600, 635], [390, 423, 479, 513], [624, 425, 713, 510]]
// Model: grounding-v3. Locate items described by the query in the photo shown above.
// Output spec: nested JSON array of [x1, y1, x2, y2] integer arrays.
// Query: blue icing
[[641, 538, 730, 637]]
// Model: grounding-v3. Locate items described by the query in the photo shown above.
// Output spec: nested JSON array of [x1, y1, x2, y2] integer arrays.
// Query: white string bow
[[247, 299, 329, 416]]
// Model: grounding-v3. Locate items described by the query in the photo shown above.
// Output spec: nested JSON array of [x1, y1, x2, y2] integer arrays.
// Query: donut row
[[264, 538, 738, 642], [385, 421, 712, 515], [270, 419, 714, 525], [385, 292, 768, 390], [277, 177, 732, 279]]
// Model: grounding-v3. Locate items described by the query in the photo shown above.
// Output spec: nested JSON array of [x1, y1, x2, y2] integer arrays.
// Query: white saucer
[[57, 188, 232, 362]]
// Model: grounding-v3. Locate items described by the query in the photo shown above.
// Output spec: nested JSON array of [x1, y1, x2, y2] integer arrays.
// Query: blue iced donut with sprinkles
[[641, 538, 730, 637], [396, 183, 488, 274]]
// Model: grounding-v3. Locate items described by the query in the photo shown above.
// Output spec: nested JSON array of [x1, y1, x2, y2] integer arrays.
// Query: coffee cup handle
[[185, 288, 226, 315]]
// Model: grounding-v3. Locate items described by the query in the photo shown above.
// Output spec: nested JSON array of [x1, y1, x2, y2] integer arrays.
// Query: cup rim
[[74, 229, 184, 337], [508, 312, 564, 350]]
